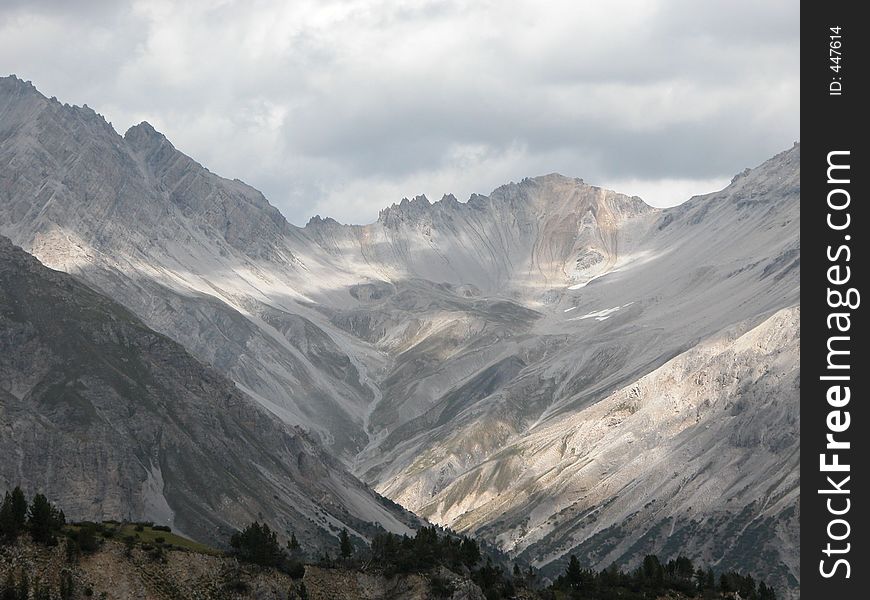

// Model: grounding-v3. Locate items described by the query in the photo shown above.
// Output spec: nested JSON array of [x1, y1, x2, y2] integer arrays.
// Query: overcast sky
[[0, 0, 799, 225]]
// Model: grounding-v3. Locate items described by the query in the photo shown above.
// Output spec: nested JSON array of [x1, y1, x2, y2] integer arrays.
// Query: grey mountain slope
[[0, 75, 799, 595], [440, 306, 799, 592], [0, 75, 373, 459], [0, 235, 416, 548]]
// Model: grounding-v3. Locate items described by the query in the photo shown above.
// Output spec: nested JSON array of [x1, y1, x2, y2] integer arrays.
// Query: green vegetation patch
[[64, 521, 219, 555]]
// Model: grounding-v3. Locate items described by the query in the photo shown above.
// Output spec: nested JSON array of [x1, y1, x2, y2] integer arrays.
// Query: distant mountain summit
[[0, 76, 800, 596]]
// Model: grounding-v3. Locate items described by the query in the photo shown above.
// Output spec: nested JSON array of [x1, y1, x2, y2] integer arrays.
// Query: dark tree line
[[0, 488, 71, 600], [353, 525, 516, 599], [548, 552, 777, 600], [368, 526, 482, 575], [229, 519, 778, 600], [229, 521, 305, 579], [0, 487, 65, 546]]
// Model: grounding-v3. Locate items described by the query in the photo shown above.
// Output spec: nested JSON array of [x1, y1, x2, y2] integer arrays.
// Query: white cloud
[[0, 0, 799, 225], [601, 176, 732, 209]]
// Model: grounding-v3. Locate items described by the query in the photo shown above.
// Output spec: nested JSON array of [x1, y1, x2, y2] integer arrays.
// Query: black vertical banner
[[802, 2, 867, 598]]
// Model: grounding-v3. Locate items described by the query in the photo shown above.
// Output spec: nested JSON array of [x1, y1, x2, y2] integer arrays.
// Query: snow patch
[[571, 303, 633, 321]]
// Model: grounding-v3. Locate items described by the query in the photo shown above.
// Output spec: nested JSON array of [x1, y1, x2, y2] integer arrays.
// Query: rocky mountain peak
[[0, 74, 117, 146], [0, 74, 39, 95], [377, 194, 434, 227], [481, 172, 654, 222], [0, 75, 51, 132], [371, 174, 653, 231], [526, 172, 582, 185], [440, 193, 460, 206], [123, 120, 180, 168], [306, 214, 340, 227], [124, 120, 166, 143]]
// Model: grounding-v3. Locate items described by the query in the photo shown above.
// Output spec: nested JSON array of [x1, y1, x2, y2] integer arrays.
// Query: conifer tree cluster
[[368, 526, 515, 598], [229, 522, 305, 579], [548, 553, 777, 600], [0, 487, 71, 600], [231, 521, 779, 600], [369, 526, 482, 575], [0, 487, 65, 546]]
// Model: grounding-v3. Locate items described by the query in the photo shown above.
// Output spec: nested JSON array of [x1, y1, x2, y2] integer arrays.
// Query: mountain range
[[0, 75, 800, 595]]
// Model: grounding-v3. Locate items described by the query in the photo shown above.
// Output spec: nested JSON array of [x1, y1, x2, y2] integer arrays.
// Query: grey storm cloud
[[0, 0, 799, 225]]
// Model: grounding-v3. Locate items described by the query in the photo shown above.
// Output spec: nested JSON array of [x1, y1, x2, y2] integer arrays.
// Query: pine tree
[[719, 573, 731, 594], [459, 537, 480, 568], [739, 574, 757, 599], [674, 555, 694, 580], [27, 493, 64, 545], [694, 567, 707, 592], [0, 493, 14, 541], [759, 581, 777, 600], [288, 532, 301, 552], [411, 527, 439, 566], [0, 487, 28, 541], [10, 488, 27, 533], [230, 521, 285, 567], [565, 555, 583, 590], [642, 554, 664, 586], [339, 528, 353, 559]]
